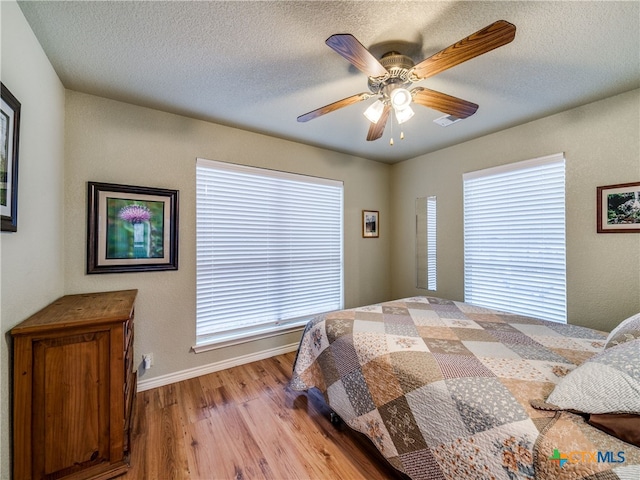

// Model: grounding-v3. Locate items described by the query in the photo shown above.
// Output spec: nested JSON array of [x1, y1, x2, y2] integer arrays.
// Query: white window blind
[[463, 154, 566, 323], [416, 195, 437, 291], [427, 196, 437, 291], [196, 158, 344, 348]]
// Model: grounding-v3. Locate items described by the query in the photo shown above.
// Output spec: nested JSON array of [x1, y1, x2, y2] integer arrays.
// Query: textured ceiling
[[17, 1, 640, 164]]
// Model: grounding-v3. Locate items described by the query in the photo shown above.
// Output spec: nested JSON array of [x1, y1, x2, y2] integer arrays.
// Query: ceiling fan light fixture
[[363, 99, 385, 124], [390, 88, 412, 110], [394, 105, 414, 124]]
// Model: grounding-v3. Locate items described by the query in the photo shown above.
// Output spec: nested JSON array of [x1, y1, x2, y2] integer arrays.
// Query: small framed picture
[[1, 83, 21, 232], [597, 182, 640, 233], [87, 182, 179, 273], [362, 210, 379, 238]]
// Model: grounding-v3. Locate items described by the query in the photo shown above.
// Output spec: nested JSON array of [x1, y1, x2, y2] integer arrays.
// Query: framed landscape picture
[[1, 83, 21, 232], [362, 210, 379, 238], [87, 182, 179, 273], [597, 181, 640, 233]]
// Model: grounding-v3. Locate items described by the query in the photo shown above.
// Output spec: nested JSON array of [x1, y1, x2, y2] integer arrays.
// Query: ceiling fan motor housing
[[368, 52, 415, 97]]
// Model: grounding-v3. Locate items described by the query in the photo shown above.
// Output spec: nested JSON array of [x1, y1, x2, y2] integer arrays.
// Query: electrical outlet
[[143, 353, 154, 369]]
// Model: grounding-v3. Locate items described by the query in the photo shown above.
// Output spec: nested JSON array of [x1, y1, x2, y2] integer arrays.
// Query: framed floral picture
[[362, 210, 379, 238], [87, 182, 179, 273], [597, 182, 640, 233], [1, 83, 21, 232]]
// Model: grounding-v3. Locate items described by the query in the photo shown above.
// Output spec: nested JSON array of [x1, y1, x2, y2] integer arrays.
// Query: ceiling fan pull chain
[[389, 115, 394, 146]]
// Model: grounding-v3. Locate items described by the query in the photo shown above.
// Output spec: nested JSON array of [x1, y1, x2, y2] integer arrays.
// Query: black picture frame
[[1, 83, 21, 232], [87, 182, 179, 273]]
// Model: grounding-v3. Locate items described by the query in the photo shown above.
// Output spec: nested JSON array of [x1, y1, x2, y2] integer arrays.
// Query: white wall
[[0, 1, 66, 477], [63, 91, 391, 383], [390, 89, 640, 332]]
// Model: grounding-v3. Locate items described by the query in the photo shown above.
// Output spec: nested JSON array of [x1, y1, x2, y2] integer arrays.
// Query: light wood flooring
[[123, 351, 406, 480]]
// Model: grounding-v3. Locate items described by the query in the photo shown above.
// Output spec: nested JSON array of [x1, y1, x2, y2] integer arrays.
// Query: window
[[416, 195, 437, 291], [463, 153, 566, 323], [427, 196, 437, 291], [195, 159, 343, 350]]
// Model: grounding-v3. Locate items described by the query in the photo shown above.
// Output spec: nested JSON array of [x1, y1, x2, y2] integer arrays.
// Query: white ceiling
[[17, 1, 640, 164]]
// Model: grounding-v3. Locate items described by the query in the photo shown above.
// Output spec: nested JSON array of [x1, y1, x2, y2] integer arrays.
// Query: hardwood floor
[[123, 351, 407, 480]]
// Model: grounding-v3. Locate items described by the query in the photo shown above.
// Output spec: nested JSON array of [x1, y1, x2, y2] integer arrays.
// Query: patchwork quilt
[[289, 297, 640, 480]]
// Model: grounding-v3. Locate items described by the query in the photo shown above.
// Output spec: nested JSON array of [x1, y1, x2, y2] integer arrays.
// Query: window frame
[[463, 153, 567, 323], [194, 158, 344, 352]]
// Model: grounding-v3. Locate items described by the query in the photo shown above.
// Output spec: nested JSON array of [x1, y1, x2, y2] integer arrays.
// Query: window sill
[[191, 322, 306, 354]]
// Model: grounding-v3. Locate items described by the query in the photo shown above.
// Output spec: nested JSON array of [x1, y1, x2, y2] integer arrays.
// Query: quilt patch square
[[354, 310, 384, 322], [488, 330, 546, 346], [406, 380, 472, 445], [362, 355, 405, 407], [480, 356, 550, 382], [349, 408, 399, 458], [418, 326, 458, 340], [410, 309, 447, 326], [342, 368, 376, 416], [446, 377, 530, 434], [331, 336, 361, 377], [385, 319, 420, 337], [476, 321, 521, 333], [507, 344, 569, 362], [452, 327, 500, 342], [351, 331, 389, 365], [399, 448, 446, 480], [545, 323, 607, 340], [441, 317, 483, 329], [391, 350, 443, 394], [463, 340, 520, 359], [378, 395, 428, 455], [433, 353, 496, 379], [423, 339, 473, 356], [325, 317, 353, 342], [316, 347, 340, 387]]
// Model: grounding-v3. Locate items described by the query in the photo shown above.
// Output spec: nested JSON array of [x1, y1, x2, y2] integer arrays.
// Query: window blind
[[463, 154, 566, 323], [427, 196, 437, 291], [196, 158, 344, 347]]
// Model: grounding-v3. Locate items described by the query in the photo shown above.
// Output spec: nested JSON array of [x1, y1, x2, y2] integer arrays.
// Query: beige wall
[[63, 91, 392, 381], [0, 1, 66, 476], [390, 89, 640, 332]]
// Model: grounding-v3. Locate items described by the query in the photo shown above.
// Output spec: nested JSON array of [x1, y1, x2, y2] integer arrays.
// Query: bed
[[290, 296, 640, 480]]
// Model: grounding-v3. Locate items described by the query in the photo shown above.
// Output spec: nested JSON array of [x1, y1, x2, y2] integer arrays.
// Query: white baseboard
[[137, 342, 299, 392]]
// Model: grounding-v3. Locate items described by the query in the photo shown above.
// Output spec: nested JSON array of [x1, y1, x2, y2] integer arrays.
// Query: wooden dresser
[[11, 289, 138, 480]]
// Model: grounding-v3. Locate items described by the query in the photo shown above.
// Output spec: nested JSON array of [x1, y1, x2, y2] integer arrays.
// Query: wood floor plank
[[124, 353, 407, 480], [237, 395, 326, 479], [205, 403, 276, 479]]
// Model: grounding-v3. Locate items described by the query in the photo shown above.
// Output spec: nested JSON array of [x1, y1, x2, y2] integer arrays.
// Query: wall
[[390, 89, 640, 332], [0, 1, 66, 476], [64, 90, 391, 383]]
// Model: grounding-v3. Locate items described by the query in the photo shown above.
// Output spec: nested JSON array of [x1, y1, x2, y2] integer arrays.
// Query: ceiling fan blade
[[366, 104, 391, 141], [297, 92, 372, 122], [412, 87, 478, 118], [410, 20, 516, 80], [326, 34, 389, 78]]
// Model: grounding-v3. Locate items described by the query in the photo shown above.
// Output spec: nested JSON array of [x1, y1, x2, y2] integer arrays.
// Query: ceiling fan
[[297, 20, 516, 143]]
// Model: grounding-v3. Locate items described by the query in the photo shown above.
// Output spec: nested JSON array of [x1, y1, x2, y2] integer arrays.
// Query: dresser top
[[11, 289, 138, 336]]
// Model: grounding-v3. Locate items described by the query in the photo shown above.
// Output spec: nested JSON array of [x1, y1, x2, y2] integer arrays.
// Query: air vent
[[433, 115, 462, 127]]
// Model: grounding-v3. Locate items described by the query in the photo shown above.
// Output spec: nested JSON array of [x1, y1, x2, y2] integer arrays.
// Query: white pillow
[[545, 339, 640, 414], [606, 312, 640, 349]]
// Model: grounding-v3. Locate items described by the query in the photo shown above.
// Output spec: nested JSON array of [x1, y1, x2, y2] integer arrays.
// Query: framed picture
[[362, 210, 379, 238], [597, 181, 640, 233], [1, 83, 21, 232], [87, 182, 179, 273]]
